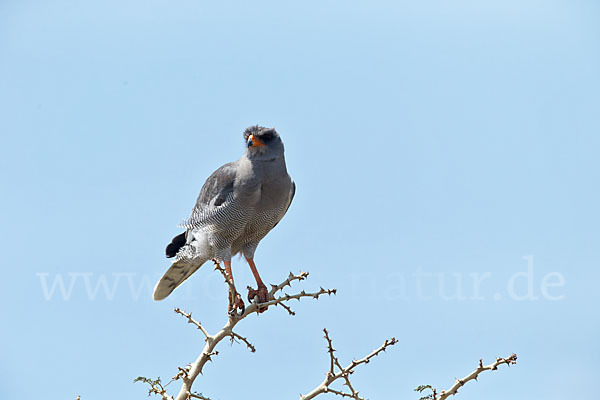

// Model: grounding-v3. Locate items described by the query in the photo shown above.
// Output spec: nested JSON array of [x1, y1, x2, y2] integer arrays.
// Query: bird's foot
[[228, 290, 245, 317], [247, 283, 271, 313]]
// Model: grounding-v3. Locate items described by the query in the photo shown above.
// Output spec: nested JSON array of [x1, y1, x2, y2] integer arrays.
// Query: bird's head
[[243, 126, 284, 160]]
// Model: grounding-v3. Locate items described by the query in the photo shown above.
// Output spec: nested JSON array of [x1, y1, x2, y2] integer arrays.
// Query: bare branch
[[211, 259, 236, 297], [324, 388, 357, 398], [258, 288, 336, 312], [416, 354, 518, 400], [230, 331, 256, 353], [327, 330, 361, 399], [337, 367, 360, 400], [300, 329, 398, 400], [276, 301, 296, 315], [157, 270, 336, 400], [173, 308, 211, 340], [324, 328, 336, 376], [438, 354, 517, 400], [269, 271, 310, 295]]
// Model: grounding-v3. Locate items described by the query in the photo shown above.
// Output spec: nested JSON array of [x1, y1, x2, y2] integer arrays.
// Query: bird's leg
[[224, 260, 244, 315], [245, 257, 270, 312]]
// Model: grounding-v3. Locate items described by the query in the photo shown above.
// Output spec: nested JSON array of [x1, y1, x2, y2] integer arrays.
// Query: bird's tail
[[153, 230, 212, 301], [153, 256, 209, 300], [165, 232, 186, 258]]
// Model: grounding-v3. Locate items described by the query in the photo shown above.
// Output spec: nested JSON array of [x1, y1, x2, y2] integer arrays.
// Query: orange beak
[[247, 134, 266, 148]]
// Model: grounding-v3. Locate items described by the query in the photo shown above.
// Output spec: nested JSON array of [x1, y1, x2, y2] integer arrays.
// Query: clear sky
[[1, 1, 598, 399]]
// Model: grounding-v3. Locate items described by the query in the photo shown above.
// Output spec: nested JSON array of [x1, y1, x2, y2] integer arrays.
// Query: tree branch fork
[[136, 262, 517, 400], [138, 264, 340, 400]]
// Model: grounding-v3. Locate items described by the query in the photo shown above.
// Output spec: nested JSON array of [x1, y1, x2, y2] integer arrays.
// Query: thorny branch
[[173, 308, 210, 339], [138, 262, 518, 400], [415, 354, 518, 400], [300, 328, 399, 400], [137, 267, 336, 400], [230, 331, 256, 353]]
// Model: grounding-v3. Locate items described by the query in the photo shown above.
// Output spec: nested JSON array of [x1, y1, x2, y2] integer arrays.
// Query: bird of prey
[[153, 126, 295, 314]]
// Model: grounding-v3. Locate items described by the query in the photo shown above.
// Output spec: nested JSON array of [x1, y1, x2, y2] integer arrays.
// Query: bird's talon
[[247, 284, 270, 313], [228, 291, 245, 316]]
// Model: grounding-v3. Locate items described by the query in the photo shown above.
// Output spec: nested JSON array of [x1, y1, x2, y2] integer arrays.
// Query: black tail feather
[[166, 232, 186, 258]]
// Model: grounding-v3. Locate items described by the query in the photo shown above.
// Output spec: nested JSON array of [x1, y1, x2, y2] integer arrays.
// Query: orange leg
[[245, 257, 269, 312], [224, 260, 244, 315], [246, 257, 265, 288], [224, 260, 235, 284]]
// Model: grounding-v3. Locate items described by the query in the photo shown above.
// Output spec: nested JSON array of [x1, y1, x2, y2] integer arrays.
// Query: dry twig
[[300, 328, 398, 400], [415, 354, 518, 400]]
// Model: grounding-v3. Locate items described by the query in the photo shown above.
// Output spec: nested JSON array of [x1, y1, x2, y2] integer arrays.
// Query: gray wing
[[272, 179, 295, 229], [155, 163, 238, 301], [182, 162, 237, 229]]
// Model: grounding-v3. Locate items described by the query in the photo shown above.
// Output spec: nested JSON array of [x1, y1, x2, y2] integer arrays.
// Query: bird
[[153, 126, 295, 315]]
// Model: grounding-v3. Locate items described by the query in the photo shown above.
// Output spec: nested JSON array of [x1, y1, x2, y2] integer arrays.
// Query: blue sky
[[1, 1, 599, 399]]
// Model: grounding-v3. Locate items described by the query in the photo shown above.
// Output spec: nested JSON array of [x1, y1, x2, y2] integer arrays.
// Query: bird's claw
[[228, 290, 245, 317], [247, 284, 271, 313]]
